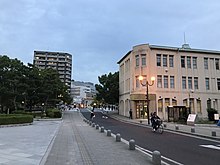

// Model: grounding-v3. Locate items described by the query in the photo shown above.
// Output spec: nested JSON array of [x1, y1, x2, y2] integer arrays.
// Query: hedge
[[0, 114, 33, 125], [46, 108, 62, 118]]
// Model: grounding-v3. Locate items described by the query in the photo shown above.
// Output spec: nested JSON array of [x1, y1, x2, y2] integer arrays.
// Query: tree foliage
[[0, 55, 71, 113], [95, 71, 119, 105]]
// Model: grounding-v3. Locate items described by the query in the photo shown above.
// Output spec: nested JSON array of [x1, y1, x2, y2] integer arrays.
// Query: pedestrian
[[129, 109, 133, 119], [90, 110, 95, 121]]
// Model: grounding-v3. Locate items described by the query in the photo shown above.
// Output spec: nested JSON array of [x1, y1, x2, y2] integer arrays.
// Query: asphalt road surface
[[81, 109, 220, 165]]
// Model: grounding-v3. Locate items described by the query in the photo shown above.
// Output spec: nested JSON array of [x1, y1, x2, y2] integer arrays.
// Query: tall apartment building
[[118, 43, 220, 121], [33, 51, 72, 89]]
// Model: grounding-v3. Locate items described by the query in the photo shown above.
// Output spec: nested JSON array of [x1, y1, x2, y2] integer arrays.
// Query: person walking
[[129, 109, 133, 119]]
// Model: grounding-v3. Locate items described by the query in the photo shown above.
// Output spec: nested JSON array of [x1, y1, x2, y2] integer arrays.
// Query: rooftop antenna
[[182, 32, 190, 49], [184, 32, 186, 44]]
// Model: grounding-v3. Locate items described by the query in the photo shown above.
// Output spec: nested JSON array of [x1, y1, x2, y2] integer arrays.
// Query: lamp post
[[139, 75, 155, 125]]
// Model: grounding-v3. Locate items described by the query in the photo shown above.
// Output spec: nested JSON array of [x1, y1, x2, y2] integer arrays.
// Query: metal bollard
[[191, 128, 195, 133], [100, 126, 104, 133], [92, 123, 95, 127], [212, 131, 216, 137], [152, 150, 161, 165], [129, 139, 135, 150], [96, 125, 99, 130], [116, 133, 121, 142], [107, 130, 111, 136], [175, 125, 179, 130]]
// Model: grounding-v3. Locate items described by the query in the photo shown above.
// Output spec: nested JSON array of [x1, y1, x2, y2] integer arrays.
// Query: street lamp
[[139, 75, 155, 124]]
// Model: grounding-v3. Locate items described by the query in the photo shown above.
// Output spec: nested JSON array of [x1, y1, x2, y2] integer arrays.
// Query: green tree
[[95, 71, 119, 105]]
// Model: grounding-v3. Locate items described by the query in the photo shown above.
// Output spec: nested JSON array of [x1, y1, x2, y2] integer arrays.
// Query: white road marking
[[200, 144, 220, 150]]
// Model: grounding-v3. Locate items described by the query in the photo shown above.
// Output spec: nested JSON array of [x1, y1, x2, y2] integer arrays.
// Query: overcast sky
[[1, 0, 220, 84]]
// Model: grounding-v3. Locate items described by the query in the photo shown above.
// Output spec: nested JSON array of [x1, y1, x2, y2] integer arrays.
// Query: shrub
[[46, 108, 62, 118], [0, 114, 33, 125]]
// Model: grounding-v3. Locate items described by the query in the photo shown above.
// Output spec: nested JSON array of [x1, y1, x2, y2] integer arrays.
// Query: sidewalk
[[43, 111, 153, 165], [107, 112, 220, 140]]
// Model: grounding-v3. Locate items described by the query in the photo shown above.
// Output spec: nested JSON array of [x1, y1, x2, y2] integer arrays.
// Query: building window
[[141, 54, 146, 66], [182, 76, 186, 89], [169, 55, 174, 67], [194, 77, 199, 90], [170, 76, 175, 88], [163, 54, 168, 67], [217, 78, 220, 90], [215, 59, 219, 70], [188, 77, 192, 89], [193, 57, 197, 69], [136, 77, 140, 88], [187, 56, 191, 68], [156, 54, 161, 66], [135, 55, 139, 67], [158, 99, 163, 112], [157, 75, 162, 88], [181, 56, 185, 68], [204, 58, 208, 69], [205, 78, 210, 90], [164, 75, 168, 88]]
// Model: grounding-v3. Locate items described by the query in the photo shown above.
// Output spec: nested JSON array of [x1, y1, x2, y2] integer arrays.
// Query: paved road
[[44, 111, 153, 165], [82, 110, 220, 165]]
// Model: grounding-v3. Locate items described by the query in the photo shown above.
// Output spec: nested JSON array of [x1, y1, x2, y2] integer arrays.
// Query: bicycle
[[152, 119, 164, 134]]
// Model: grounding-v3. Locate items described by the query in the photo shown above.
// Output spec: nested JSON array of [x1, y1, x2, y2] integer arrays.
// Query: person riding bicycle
[[151, 112, 161, 131]]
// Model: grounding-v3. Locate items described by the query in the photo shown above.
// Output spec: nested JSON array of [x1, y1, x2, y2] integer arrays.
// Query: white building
[[71, 81, 96, 107], [118, 43, 220, 121]]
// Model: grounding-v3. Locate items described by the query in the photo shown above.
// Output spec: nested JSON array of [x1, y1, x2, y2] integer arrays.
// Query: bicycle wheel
[[157, 124, 164, 134]]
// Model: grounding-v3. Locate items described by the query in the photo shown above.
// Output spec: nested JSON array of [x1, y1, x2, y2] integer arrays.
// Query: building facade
[[118, 44, 220, 121], [33, 51, 72, 89], [70, 81, 96, 108]]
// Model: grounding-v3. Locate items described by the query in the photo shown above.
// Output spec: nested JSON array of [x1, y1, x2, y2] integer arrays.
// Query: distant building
[[33, 50, 72, 89], [118, 43, 220, 121], [71, 81, 96, 107]]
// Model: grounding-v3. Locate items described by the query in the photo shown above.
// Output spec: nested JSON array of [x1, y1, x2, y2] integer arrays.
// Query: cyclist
[[151, 112, 161, 132]]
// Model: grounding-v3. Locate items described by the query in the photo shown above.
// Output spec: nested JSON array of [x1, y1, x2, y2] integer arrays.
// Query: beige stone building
[[118, 43, 220, 121]]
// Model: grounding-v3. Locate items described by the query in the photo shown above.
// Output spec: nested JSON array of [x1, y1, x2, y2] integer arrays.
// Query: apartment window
[[156, 54, 161, 66], [215, 59, 219, 70], [135, 55, 139, 67], [187, 56, 191, 68], [188, 77, 192, 89], [164, 75, 168, 88], [170, 76, 175, 88], [194, 77, 199, 89], [193, 57, 197, 69], [182, 76, 186, 89], [217, 78, 220, 90], [157, 75, 162, 88], [169, 55, 174, 67], [163, 54, 168, 67], [141, 54, 146, 66], [204, 58, 208, 69], [181, 56, 185, 68], [205, 78, 210, 90]]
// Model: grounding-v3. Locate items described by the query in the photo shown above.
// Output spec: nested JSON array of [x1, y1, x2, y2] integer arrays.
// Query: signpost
[[187, 114, 197, 126]]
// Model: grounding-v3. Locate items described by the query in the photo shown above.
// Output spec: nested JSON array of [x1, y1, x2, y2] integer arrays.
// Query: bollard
[[191, 128, 195, 133], [116, 133, 121, 142], [152, 150, 161, 165], [96, 125, 99, 130], [107, 130, 111, 136], [175, 125, 179, 131], [89, 121, 92, 126], [212, 131, 216, 137], [100, 126, 104, 133], [92, 123, 95, 127], [129, 139, 135, 150]]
